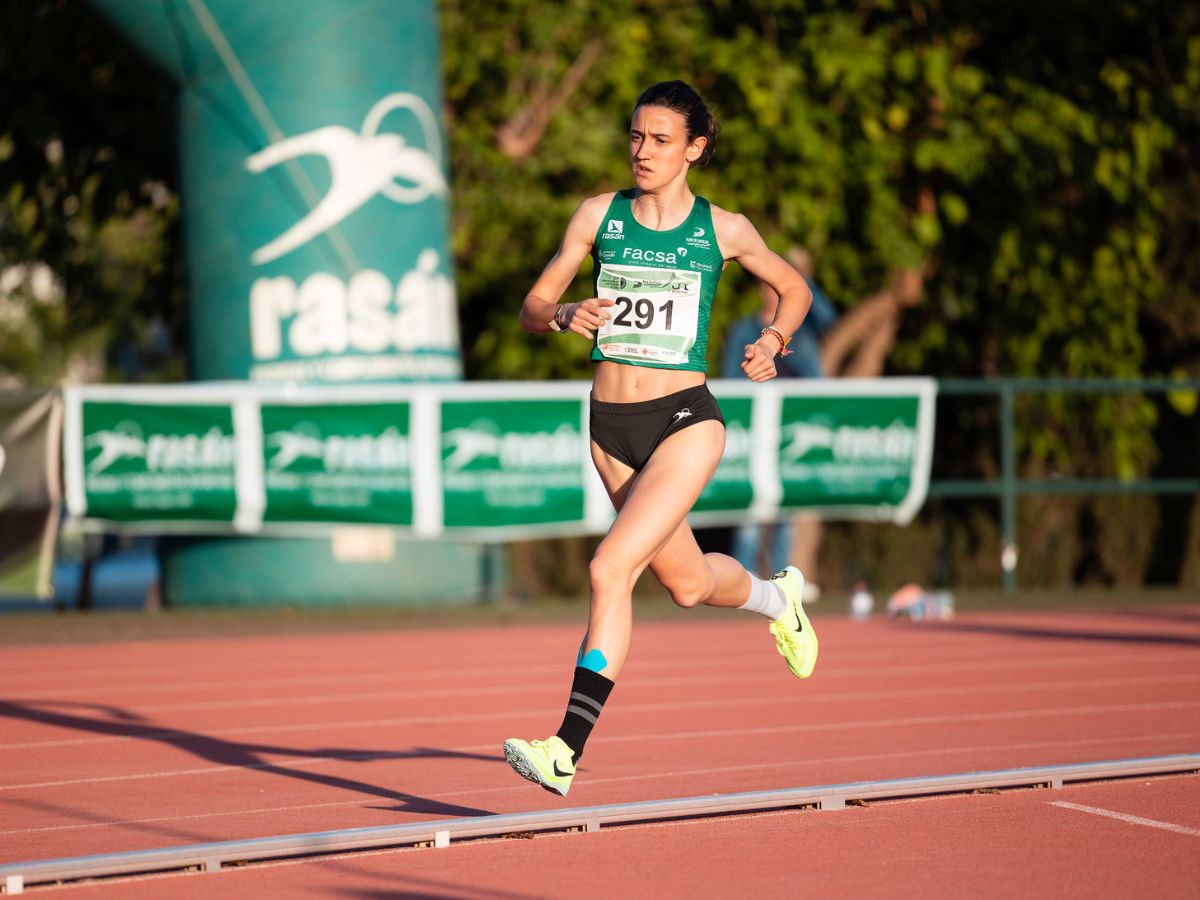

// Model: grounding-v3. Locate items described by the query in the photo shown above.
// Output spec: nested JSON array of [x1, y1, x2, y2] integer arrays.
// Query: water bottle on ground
[[849, 581, 874, 620]]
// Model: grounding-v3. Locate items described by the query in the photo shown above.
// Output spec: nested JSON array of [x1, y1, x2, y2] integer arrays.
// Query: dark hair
[[634, 81, 719, 167]]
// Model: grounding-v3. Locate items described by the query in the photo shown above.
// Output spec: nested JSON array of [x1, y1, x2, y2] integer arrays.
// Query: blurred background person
[[721, 246, 838, 601], [819, 266, 924, 379]]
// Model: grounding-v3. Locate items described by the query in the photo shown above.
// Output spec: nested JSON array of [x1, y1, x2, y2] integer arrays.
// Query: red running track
[[1, 606, 1198, 896]]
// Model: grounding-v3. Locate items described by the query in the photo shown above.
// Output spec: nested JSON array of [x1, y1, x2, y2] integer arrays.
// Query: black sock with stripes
[[554, 667, 615, 764]]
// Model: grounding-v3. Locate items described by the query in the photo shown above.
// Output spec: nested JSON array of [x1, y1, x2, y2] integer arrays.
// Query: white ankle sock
[[738, 573, 788, 620]]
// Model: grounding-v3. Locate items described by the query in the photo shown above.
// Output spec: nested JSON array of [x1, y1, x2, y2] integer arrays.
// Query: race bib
[[594, 264, 701, 365]]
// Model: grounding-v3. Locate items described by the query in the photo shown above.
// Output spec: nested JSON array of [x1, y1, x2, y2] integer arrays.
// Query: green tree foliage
[[0, 0, 182, 385], [441, 0, 1196, 375]]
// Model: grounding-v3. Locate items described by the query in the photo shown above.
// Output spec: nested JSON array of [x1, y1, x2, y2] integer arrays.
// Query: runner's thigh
[[593, 421, 724, 574]]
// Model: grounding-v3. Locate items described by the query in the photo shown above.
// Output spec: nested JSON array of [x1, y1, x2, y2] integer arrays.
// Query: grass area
[[0, 553, 43, 596], [0, 586, 1195, 646]]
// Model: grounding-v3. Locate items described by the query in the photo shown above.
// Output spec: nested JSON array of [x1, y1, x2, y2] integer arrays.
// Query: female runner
[[504, 81, 818, 796]]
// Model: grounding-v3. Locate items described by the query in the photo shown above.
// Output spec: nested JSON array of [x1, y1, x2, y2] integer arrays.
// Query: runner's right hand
[[561, 298, 614, 339]]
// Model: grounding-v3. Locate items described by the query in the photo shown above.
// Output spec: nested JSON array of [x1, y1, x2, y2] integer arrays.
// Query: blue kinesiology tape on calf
[[578, 649, 608, 673]]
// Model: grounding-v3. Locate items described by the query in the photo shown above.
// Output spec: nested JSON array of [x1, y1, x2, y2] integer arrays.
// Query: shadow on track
[[0, 699, 497, 819], [320, 862, 546, 900], [924, 615, 1200, 648], [1109, 606, 1200, 626]]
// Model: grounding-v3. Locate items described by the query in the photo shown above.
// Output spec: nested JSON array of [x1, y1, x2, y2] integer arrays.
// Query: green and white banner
[[64, 379, 935, 538], [77, 400, 239, 524], [775, 386, 933, 523], [440, 397, 586, 529], [262, 402, 414, 526]]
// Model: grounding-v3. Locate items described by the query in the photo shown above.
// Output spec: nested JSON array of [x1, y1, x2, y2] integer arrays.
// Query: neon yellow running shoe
[[502, 736, 576, 796], [768, 566, 819, 678]]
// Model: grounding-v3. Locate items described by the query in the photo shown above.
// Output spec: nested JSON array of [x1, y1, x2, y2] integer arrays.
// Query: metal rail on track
[[3, 754, 1197, 894]]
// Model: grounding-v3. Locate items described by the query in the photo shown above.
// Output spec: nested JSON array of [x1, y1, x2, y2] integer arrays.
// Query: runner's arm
[[714, 209, 813, 381], [520, 195, 615, 338]]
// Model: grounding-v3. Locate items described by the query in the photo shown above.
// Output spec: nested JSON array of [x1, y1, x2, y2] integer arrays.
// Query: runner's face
[[629, 105, 705, 190]]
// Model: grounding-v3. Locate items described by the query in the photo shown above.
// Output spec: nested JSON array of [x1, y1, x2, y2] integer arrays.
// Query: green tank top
[[590, 189, 725, 372]]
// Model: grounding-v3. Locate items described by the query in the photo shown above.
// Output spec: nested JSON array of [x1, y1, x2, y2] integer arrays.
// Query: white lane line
[[2, 699, 1197, 792], [1050, 801, 1200, 837], [5, 731, 1195, 838], [6, 670, 1199, 752], [610, 700, 1200, 746], [2, 667, 1199, 756], [5, 645, 1191, 699]]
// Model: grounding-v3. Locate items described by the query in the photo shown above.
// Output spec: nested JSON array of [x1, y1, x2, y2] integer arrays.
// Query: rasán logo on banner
[[85, 422, 235, 475], [440, 400, 585, 528], [244, 93, 460, 383], [261, 404, 413, 525], [778, 394, 921, 509], [781, 420, 915, 463], [246, 93, 447, 266], [266, 424, 410, 472], [442, 423, 579, 473], [81, 405, 238, 520], [249, 250, 459, 380]]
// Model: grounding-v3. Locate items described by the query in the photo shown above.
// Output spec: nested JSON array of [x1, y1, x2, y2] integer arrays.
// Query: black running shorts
[[589, 383, 725, 472]]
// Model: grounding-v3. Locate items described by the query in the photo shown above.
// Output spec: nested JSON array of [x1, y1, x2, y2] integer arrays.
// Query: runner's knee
[[589, 552, 636, 600]]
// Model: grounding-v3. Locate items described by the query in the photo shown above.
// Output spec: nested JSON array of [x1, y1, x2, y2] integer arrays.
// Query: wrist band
[[549, 304, 569, 333], [760, 326, 792, 357]]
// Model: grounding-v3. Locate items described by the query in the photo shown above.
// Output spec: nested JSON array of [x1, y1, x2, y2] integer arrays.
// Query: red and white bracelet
[[759, 326, 792, 357]]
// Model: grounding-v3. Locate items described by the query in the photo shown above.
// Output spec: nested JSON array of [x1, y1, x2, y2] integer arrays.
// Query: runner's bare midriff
[[591, 360, 706, 404]]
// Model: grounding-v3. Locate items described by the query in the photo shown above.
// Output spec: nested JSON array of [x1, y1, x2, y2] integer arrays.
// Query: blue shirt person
[[721, 278, 838, 380]]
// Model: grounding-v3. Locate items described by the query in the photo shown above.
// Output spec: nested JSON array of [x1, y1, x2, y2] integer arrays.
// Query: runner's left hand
[[741, 339, 778, 382]]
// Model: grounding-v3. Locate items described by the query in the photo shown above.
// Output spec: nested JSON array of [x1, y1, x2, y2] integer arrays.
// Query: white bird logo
[[246, 93, 447, 265], [781, 422, 835, 461], [85, 425, 147, 474], [265, 426, 325, 471], [442, 426, 501, 471]]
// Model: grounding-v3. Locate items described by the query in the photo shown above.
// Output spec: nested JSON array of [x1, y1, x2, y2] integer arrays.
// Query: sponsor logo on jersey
[[685, 224, 712, 250], [621, 247, 677, 265], [602, 219, 625, 240]]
